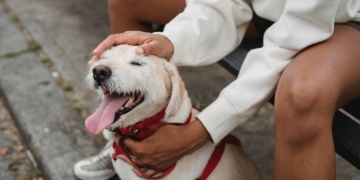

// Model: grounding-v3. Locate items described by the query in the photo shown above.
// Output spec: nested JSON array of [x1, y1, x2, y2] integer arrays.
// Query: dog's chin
[[102, 129, 119, 141]]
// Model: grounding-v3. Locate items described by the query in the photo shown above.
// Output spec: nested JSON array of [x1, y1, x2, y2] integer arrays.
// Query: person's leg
[[107, 0, 261, 37], [273, 24, 360, 179], [108, 0, 186, 33]]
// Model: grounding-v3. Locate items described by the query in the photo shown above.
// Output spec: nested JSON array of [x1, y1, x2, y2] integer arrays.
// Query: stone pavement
[[0, 0, 359, 179]]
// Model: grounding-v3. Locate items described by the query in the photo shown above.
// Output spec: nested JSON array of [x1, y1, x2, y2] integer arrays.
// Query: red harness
[[111, 107, 241, 180]]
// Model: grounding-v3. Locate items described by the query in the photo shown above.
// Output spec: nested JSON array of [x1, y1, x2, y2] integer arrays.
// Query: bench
[[219, 38, 360, 170]]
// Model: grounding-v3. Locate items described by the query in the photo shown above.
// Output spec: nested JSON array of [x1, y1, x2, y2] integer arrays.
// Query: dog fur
[[86, 45, 263, 180]]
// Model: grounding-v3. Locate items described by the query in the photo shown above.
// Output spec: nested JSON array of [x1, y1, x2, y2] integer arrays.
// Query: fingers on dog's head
[[93, 34, 124, 55], [87, 55, 99, 67], [93, 32, 149, 56]]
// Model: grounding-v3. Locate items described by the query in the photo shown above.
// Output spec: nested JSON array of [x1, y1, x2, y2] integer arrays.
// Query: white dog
[[85, 45, 262, 180]]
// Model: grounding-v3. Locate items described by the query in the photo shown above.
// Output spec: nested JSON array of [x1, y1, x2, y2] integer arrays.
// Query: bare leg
[[108, 0, 186, 33], [273, 24, 360, 179], [107, 0, 260, 37]]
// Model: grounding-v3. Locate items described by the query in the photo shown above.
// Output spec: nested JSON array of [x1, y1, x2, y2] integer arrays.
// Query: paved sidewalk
[[0, 0, 105, 179], [0, 0, 359, 179]]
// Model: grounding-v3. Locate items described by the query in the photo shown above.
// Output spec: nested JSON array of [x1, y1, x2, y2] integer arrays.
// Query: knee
[[276, 72, 337, 115], [274, 73, 336, 147]]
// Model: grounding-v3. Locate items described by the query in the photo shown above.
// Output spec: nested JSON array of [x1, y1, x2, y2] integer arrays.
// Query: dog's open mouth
[[112, 91, 144, 122], [85, 87, 144, 135]]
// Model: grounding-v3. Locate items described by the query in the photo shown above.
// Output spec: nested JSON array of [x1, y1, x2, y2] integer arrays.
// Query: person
[[74, 0, 360, 179]]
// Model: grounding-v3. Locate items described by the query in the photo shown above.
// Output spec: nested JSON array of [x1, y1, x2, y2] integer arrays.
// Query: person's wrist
[[160, 35, 174, 61], [182, 119, 211, 155]]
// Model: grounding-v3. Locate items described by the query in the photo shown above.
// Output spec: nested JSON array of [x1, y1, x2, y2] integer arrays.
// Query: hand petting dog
[[88, 31, 174, 67]]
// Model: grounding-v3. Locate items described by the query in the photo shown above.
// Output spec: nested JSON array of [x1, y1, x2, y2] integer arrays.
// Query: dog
[[85, 45, 263, 180]]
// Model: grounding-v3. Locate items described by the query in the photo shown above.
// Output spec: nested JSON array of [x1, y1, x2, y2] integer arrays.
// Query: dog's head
[[85, 45, 186, 135]]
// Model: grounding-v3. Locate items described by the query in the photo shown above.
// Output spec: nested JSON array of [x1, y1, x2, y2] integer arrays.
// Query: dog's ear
[[163, 62, 186, 119]]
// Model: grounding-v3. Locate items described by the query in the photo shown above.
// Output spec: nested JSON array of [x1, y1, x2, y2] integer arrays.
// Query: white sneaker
[[73, 141, 116, 180]]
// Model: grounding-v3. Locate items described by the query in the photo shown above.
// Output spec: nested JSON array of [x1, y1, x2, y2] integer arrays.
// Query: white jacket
[[158, 0, 360, 144]]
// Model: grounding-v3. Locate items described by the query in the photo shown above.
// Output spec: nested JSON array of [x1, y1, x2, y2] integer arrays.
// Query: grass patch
[[10, 13, 20, 24], [40, 57, 52, 69], [70, 99, 87, 116], [192, 94, 210, 110], [27, 40, 41, 51], [57, 79, 73, 92], [1, 51, 23, 58], [67, 92, 89, 118], [0, 49, 31, 59]]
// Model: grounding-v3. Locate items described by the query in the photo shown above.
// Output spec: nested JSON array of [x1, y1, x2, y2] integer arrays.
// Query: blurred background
[[0, 0, 358, 179]]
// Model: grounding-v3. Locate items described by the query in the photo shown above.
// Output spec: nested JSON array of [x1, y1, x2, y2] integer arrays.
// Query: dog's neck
[[166, 95, 193, 124], [111, 95, 194, 179]]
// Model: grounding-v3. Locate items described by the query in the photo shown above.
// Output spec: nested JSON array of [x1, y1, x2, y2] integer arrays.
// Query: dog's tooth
[[125, 97, 134, 108]]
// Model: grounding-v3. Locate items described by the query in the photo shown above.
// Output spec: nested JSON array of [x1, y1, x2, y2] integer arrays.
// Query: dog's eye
[[130, 61, 143, 66]]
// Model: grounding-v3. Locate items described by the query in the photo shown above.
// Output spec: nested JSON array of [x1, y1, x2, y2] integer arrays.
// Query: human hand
[[121, 119, 210, 178], [88, 31, 174, 67]]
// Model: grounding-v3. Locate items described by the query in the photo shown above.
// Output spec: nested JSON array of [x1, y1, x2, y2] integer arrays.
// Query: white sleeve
[[197, 0, 342, 143], [157, 0, 253, 66]]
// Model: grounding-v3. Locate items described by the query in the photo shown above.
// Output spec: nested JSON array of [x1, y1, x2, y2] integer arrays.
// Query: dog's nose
[[93, 65, 112, 83]]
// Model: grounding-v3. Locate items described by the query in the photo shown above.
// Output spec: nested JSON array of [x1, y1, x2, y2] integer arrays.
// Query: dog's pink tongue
[[85, 96, 129, 135]]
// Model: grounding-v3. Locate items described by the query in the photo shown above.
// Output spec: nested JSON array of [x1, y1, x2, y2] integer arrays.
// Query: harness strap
[[197, 134, 241, 180], [197, 140, 226, 180]]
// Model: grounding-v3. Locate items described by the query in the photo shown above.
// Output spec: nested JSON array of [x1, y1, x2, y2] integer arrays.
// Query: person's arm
[[157, 0, 253, 66], [198, 0, 341, 143]]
